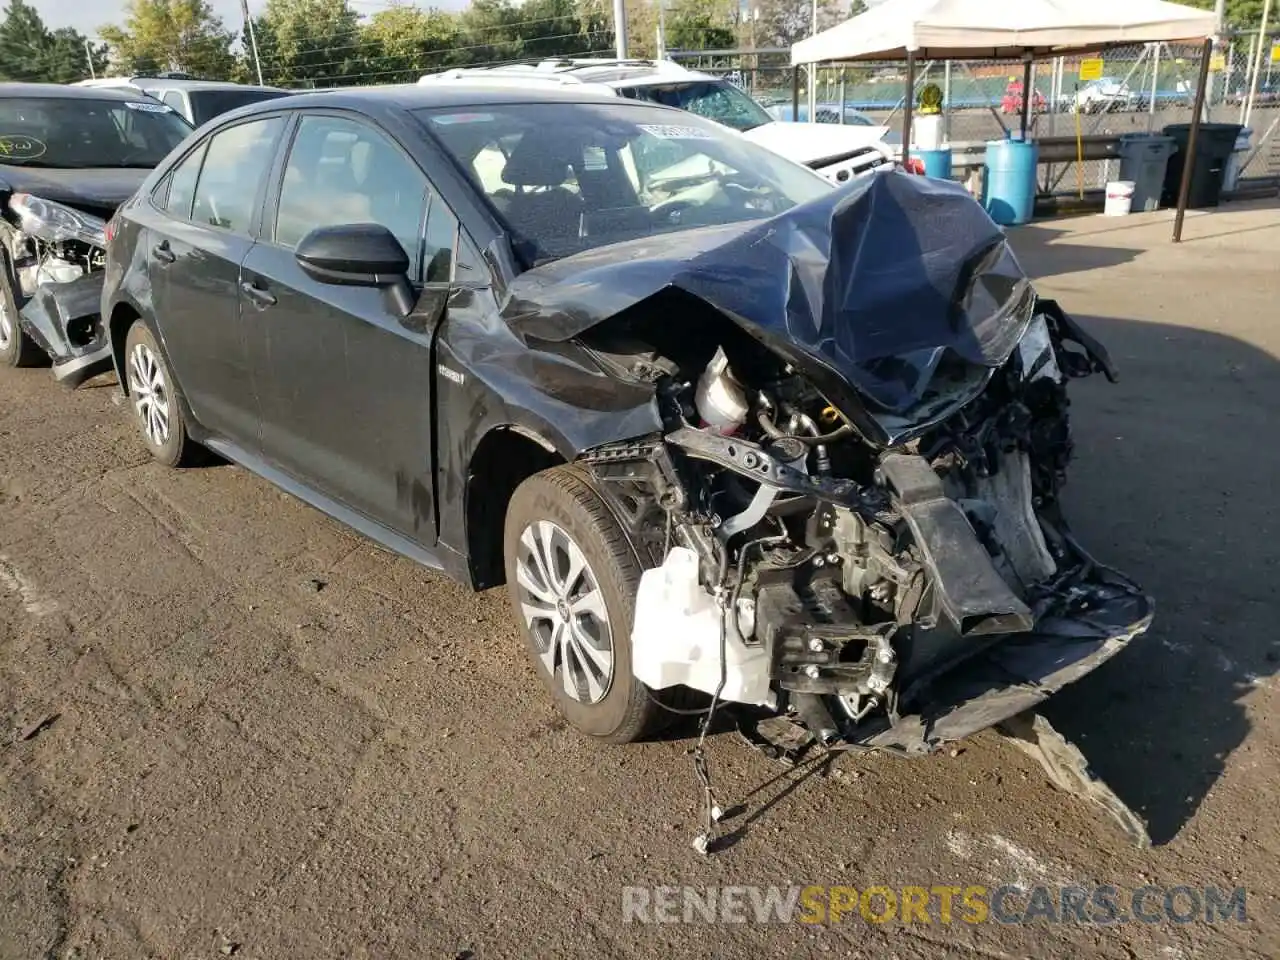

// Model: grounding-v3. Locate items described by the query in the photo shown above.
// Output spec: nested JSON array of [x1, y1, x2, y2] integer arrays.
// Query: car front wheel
[[503, 465, 663, 744]]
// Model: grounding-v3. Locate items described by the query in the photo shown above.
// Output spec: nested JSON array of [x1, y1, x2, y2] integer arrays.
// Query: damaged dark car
[[0, 83, 192, 381], [101, 87, 1154, 846]]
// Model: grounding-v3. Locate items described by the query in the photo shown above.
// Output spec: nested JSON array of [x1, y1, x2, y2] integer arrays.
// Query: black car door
[[240, 112, 461, 542], [144, 114, 286, 448]]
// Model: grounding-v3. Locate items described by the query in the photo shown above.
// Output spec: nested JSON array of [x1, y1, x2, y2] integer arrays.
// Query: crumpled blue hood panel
[[502, 171, 1033, 436]]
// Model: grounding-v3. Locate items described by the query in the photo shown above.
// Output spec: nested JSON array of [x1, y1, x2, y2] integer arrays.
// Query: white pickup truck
[[420, 58, 896, 185]]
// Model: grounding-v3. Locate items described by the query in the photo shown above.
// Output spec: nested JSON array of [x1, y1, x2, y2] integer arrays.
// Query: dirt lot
[[2, 203, 1279, 959]]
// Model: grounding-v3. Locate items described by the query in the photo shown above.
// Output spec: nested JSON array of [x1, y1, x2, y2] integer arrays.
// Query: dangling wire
[[691, 534, 786, 854]]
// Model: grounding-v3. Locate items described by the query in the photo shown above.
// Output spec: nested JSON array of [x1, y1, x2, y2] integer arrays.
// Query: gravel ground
[[2, 202, 1278, 959]]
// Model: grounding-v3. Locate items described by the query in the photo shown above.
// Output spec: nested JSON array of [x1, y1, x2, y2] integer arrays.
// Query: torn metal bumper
[[858, 562, 1153, 754], [18, 271, 111, 388]]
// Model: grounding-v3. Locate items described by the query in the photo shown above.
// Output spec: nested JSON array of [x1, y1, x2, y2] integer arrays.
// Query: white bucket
[[1104, 180, 1136, 216], [912, 114, 944, 151]]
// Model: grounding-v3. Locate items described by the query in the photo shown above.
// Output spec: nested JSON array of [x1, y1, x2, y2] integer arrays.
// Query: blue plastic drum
[[917, 148, 953, 180], [983, 139, 1039, 225]]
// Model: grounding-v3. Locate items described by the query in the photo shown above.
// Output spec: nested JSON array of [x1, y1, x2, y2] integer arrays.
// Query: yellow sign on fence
[[1079, 58, 1105, 81], [1209, 54, 1226, 71], [1271, 42, 1280, 63]]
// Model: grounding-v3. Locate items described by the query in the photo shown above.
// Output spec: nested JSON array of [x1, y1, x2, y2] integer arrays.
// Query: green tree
[[0, 0, 105, 82], [1184, 0, 1271, 32], [254, 0, 371, 87], [512, 0, 597, 60], [665, 0, 737, 52], [363, 3, 461, 83], [753, 0, 864, 49], [98, 0, 235, 78]]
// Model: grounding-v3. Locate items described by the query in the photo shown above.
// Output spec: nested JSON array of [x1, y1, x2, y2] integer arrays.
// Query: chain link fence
[[673, 34, 1280, 196]]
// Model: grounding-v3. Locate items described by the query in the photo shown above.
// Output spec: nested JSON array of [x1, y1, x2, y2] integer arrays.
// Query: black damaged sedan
[[0, 83, 191, 379], [100, 85, 1153, 843]]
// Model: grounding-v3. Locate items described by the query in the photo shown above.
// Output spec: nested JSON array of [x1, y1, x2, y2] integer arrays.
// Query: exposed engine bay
[[2, 192, 113, 385], [579, 292, 1150, 752]]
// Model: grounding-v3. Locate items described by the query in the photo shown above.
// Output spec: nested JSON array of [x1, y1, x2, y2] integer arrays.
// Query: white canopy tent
[[788, 0, 1219, 241], [791, 0, 1217, 64]]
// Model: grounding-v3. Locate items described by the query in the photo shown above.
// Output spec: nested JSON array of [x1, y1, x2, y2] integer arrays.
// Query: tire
[[503, 465, 662, 744], [0, 254, 46, 369], [122, 320, 199, 468]]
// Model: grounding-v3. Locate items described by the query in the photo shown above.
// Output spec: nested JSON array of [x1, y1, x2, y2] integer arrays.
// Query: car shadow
[[1038, 312, 1278, 845]]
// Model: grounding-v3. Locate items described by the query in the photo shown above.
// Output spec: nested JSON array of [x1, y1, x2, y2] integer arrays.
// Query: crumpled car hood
[[502, 170, 1033, 446]]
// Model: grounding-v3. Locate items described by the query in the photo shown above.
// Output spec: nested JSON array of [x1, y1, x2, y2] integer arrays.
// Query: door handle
[[239, 280, 277, 308], [152, 241, 175, 264]]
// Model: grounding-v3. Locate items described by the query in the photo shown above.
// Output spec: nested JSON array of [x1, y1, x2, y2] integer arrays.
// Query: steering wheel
[[650, 199, 696, 226]]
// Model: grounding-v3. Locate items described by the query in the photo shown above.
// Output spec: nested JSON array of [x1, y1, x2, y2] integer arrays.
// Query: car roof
[[232, 82, 664, 114], [132, 78, 288, 94], [0, 82, 158, 103], [420, 58, 719, 90]]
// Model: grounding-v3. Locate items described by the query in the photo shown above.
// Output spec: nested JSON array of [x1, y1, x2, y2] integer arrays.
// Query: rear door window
[[189, 116, 284, 234]]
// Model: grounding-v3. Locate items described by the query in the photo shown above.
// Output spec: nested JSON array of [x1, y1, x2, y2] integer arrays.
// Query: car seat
[[500, 133, 583, 251]]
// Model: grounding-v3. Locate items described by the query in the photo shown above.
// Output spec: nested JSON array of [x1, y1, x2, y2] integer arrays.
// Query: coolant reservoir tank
[[695, 347, 748, 435]]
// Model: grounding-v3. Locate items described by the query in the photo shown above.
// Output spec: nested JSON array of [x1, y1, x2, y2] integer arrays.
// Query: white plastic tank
[[631, 548, 775, 707]]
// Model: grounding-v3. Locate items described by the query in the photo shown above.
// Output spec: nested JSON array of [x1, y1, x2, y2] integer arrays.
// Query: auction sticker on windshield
[[640, 124, 717, 140], [0, 135, 46, 160]]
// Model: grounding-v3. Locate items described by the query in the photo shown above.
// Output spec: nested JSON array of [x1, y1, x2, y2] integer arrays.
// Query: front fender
[[433, 299, 662, 556]]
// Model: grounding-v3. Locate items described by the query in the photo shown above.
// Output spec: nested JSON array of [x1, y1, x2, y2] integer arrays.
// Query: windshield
[[0, 97, 192, 168], [188, 89, 291, 126], [618, 80, 774, 132], [418, 101, 830, 267]]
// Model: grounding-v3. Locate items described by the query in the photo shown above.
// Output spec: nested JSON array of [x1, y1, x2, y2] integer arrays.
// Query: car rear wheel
[[503, 465, 662, 743], [123, 321, 199, 468], [0, 255, 46, 369]]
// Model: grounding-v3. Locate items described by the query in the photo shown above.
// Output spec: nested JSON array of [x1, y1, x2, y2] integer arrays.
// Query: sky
[[32, 0, 469, 40]]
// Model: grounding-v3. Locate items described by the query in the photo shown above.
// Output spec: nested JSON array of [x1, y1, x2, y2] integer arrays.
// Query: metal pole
[[807, 0, 818, 121], [241, 0, 264, 86], [1174, 38, 1215, 243], [657, 0, 666, 59], [839, 68, 846, 123], [1020, 55, 1033, 139], [83, 38, 96, 79], [1245, 0, 1274, 127], [613, 0, 628, 58], [1149, 42, 1160, 131], [1240, 34, 1256, 124], [903, 51, 916, 167], [1225, 41, 1234, 105], [943, 59, 952, 141], [792, 64, 800, 120], [1210, 0, 1226, 101]]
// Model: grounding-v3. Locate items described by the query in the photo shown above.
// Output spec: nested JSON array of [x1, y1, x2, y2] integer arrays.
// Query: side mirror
[[295, 223, 410, 287]]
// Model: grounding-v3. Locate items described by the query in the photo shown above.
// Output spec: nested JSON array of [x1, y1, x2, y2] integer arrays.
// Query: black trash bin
[[1160, 123, 1243, 209]]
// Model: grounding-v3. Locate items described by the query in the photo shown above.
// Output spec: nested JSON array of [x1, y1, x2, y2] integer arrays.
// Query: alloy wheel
[[0, 297, 12, 351], [515, 519, 615, 704], [128, 342, 171, 448]]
